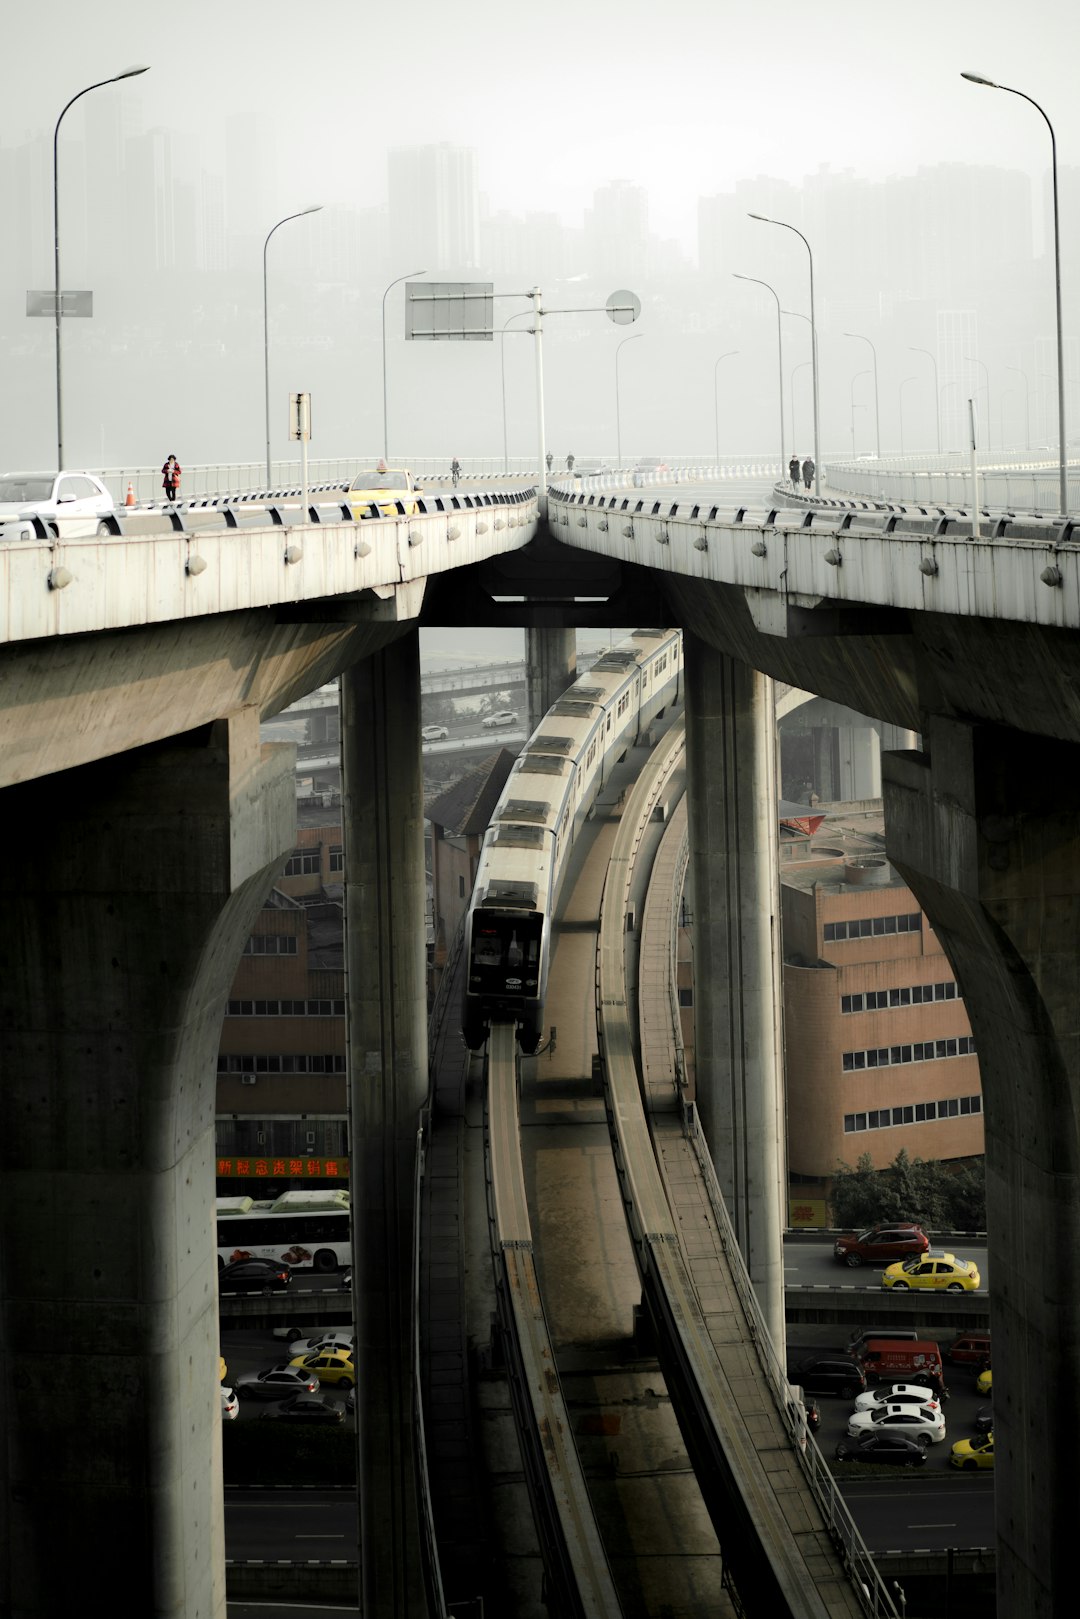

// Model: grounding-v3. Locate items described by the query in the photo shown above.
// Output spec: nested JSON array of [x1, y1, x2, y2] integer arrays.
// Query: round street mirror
[[606, 289, 641, 325]]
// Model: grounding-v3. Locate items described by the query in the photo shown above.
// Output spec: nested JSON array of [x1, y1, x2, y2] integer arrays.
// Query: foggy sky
[[3, 0, 1079, 471]]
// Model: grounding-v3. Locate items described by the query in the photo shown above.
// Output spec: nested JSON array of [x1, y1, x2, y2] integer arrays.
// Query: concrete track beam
[[0, 710, 295, 1617], [884, 719, 1080, 1619], [524, 626, 577, 733]]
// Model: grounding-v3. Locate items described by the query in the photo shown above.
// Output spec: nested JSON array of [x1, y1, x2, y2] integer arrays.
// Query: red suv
[[833, 1223, 929, 1268]]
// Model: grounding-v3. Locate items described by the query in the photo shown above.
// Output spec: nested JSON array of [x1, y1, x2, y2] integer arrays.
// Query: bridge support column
[[0, 711, 294, 1618], [525, 626, 576, 733], [341, 632, 428, 1619], [684, 634, 786, 1351], [884, 718, 1080, 1619]]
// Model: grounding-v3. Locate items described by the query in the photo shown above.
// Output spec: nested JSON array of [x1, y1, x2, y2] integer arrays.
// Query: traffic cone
[[125, 482, 135, 507]]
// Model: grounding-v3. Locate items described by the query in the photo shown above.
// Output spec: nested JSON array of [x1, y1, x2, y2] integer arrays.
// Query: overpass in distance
[[1, 460, 1078, 1618]]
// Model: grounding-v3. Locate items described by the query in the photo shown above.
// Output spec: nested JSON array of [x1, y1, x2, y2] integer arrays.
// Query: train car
[[462, 629, 682, 1052]]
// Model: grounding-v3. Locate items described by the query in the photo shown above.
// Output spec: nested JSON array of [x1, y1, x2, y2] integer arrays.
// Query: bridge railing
[[827, 457, 1080, 514]]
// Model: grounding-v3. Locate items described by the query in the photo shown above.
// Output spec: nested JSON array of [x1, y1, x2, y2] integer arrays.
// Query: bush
[[830, 1149, 985, 1231]]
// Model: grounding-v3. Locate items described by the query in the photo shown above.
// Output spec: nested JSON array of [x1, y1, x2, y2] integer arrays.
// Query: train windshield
[[469, 911, 542, 993]]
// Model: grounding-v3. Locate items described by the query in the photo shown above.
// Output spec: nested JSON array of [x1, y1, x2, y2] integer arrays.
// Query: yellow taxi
[[976, 1366, 993, 1396], [290, 1349, 356, 1388], [882, 1251, 981, 1293], [219, 1355, 227, 1384], [950, 1432, 994, 1470], [347, 464, 421, 518]]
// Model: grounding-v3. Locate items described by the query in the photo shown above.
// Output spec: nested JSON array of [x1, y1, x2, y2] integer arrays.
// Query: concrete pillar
[[884, 718, 1080, 1619], [525, 626, 577, 733], [812, 724, 838, 801], [836, 723, 881, 800], [340, 632, 428, 1618], [684, 634, 786, 1350], [0, 711, 295, 1617]]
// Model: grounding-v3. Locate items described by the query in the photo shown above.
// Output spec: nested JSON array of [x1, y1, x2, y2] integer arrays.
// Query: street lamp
[[53, 65, 150, 471], [713, 350, 739, 467], [263, 206, 322, 486], [1005, 363, 1032, 450], [962, 71, 1067, 513], [791, 360, 812, 459], [909, 346, 941, 454], [382, 269, 426, 463], [898, 375, 918, 457], [734, 273, 785, 476], [964, 354, 991, 450], [500, 310, 533, 474], [850, 369, 870, 454], [844, 331, 880, 460], [615, 333, 643, 468], [749, 213, 819, 492]]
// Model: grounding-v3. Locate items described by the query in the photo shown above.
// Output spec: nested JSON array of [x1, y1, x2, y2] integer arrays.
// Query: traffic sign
[[605, 289, 640, 325]]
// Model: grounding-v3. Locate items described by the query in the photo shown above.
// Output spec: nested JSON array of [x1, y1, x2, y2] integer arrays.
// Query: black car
[[974, 1403, 993, 1435], [219, 1257, 291, 1294], [790, 1354, 866, 1398], [260, 1394, 345, 1425], [834, 1433, 928, 1467]]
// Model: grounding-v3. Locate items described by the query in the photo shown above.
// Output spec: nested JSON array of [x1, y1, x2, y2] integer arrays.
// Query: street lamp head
[[961, 71, 998, 87], [115, 64, 151, 79], [300, 205, 323, 216]]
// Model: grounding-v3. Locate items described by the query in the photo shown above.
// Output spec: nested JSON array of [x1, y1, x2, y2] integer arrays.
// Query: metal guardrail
[[826, 458, 1080, 514]]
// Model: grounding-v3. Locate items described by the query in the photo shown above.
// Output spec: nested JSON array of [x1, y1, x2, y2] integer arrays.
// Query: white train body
[[462, 629, 682, 1052]]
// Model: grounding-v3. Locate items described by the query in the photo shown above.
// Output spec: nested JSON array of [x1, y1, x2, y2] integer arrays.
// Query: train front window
[[470, 912, 542, 985]]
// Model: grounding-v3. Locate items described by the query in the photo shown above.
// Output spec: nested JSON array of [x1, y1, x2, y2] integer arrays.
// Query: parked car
[[976, 1366, 993, 1396], [788, 1354, 866, 1398], [973, 1404, 993, 1435], [834, 1433, 928, 1467], [481, 709, 518, 730], [0, 470, 115, 541], [945, 1332, 992, 1366], [260, 1394, 345, 1425], [421, 724, 449, 741], [220, 1386, 239, 1421], [854, 1383, 943, 1414], [289, 1349, 355, 1388], [847, 1403, 946, 1446], [882, 1252, 980, 1292], [856, 1339, 946, 1396], [833, 1224, 929, 1268], [845, 1325, 921, 1356], [219, 1257, 291, 1294], [950, 1432, 994, 1470], [235, 1364, 320, 1401]]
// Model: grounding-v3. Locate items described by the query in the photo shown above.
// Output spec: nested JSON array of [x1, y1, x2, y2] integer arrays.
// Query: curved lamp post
[[263, 206, 322, 486], [749, 213, 819, 491], [53, 65, 150, 470], [713, 350, 739, 467], [850, 369, 870, 454], [963, 71, 1067, 513], [909, 346, 941, 454], [615, 333, 643, 468], [898, 375, 919, 457], [844, 331, 880, 460], [500, 309, 533, 474], [791, 359, 812, 459], [964, 354, 991, 451], [382, 269, 426, 463], [734, 274, 785, 476], [1005, 363, 1032, 451]]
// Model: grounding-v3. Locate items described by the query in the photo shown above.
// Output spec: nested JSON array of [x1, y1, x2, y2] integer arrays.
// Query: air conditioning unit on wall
[[241, 1076, 258, 1086]]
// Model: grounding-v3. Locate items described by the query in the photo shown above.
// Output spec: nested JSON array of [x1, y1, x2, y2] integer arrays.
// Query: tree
[[830, 1148, 985, 1230]]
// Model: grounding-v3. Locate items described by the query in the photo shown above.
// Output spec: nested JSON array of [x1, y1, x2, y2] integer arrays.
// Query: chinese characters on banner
[[216, 1157, 348, 1179]]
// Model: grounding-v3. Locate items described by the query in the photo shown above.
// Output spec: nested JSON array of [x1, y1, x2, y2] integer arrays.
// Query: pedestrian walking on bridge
[[788, 453, 800, 491], [450, 455, 461, 488], [801, 455, 815, 492], [566, 452, 575, 473], [161, 454, 181, 503]]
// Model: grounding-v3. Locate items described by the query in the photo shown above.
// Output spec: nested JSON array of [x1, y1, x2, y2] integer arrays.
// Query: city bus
[[215, 1189, 352, 1274]]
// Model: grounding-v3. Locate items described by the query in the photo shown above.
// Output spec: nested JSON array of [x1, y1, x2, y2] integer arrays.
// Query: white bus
[[215, 1189, 351, 1274]]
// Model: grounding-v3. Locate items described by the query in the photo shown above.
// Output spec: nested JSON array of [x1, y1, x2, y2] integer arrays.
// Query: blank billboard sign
[[407, 282, 493, 341]]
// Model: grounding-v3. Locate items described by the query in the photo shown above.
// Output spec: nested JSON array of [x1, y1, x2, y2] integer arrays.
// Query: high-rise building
[[388, 143, 479, 273]]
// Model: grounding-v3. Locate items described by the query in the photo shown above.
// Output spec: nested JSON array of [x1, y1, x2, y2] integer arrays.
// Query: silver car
[[0, 470, 115, 541]]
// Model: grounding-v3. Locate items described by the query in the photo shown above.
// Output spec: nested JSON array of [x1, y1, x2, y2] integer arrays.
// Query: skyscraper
[[387, 144, 479, 274]]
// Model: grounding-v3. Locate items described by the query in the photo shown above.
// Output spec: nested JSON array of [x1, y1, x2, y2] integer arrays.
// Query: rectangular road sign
[[289, 391, 312, 441], [407, 281, 493, 341], [26, 290, 93, 317]]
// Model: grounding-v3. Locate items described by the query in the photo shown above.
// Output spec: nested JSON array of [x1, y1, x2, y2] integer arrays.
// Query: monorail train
[[462, 628, 683, 1053]]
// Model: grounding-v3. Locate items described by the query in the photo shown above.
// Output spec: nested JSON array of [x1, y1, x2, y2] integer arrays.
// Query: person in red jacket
[[161, 454, 181, 502]]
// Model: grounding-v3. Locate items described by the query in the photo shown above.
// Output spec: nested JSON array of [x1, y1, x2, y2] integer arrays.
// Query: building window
[[459, 875, 466, 898], [842, 1035, 976, 1072], [227, 998, 344, 1016], [844, 1095, 981, 1132], [678, 987, 694, 1007], [329, 845, 344, 873], [217, 1053, 346, 1075], [842, 980, 960, 1014], [824, 912, 922, 943], [243, 935, 298, 956], [284, 848, 322, 876]]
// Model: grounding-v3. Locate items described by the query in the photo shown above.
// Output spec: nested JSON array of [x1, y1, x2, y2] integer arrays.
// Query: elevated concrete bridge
[[1, 470, 1077, 1618]]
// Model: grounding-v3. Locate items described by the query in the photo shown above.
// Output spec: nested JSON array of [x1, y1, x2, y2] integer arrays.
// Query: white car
[[854, 1383, 943, 1413], [220, 1385, 239, 1421], [846, 1402, 946, 1445], [0, 470, 115, 541], [482, 710, 518, 730], [421, 724, 449, 741], [273, 1328, 356, 1357]]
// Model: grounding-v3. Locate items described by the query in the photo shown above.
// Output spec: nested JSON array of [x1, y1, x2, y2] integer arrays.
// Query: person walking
[[450, 455, 461, 488], [161, 454, 181, 503], [788, 453, 800, 491], [801, 455, 815, 492], [566, 452, 575, 473], [545, 451, 553, 473]]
